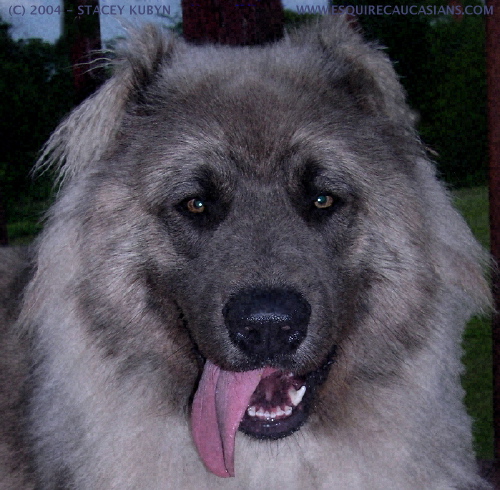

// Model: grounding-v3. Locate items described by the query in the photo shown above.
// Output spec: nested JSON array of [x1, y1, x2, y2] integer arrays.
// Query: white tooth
[[269, 410, 276, 419], [284, 406, 292, 416], [247, 406, 256, 417], [289, 385, 306, 406], [264, 411, 271, 419], [256, 408, 265, 417], [276, 407, 285, 417]]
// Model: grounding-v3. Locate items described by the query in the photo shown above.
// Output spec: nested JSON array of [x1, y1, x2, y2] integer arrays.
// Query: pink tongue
[[191, 360, 271, 477]]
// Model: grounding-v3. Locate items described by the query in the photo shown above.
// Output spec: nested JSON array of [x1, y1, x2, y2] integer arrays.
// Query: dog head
[[35, 17, 490, 478]]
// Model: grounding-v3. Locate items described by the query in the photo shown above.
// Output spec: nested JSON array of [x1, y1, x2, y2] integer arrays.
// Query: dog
[[0, 16, 491, 489]]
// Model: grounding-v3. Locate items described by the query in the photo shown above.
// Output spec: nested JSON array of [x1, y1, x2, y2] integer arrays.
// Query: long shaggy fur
[[0, 17, 492, 489]]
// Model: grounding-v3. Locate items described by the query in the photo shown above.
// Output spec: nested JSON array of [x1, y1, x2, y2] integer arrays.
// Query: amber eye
[[314, 194, 334, 209], [186, 198, 206, 213]]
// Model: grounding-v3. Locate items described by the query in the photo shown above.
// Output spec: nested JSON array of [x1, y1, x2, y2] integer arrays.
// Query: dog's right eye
[[314, 194, 335, 209]]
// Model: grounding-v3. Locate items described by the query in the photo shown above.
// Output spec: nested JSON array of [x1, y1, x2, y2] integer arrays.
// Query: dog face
[[69, 30, 438, 473]]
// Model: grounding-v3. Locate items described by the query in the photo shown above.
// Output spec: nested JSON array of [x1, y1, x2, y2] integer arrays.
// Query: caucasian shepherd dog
[[0, 16, 492, 489]]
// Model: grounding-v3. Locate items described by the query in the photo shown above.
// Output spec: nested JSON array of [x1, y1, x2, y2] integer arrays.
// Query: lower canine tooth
[[284, 406, 292, 416], [289, 385, 306, 406], [247, 406, 256, 417]]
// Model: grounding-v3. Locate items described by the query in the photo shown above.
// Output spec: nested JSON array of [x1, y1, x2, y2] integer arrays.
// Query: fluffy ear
[[37, 25, 181, 184], [415, 157, 493, 314], [289, 17, 417, 130]]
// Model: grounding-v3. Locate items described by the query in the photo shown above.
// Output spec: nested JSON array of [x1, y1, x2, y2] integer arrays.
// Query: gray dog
[[0, 16, 492, 489]]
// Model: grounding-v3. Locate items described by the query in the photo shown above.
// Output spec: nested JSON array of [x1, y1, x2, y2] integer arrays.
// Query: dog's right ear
[[37, 25, 181, 185]]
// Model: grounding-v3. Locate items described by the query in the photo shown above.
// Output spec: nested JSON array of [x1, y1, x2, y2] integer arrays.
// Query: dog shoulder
[[0, 247, 33, 489]]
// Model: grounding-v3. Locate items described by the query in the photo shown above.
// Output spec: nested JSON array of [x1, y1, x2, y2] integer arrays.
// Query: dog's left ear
[[37, 25, 182, 184], [289, 17, 417, 130]]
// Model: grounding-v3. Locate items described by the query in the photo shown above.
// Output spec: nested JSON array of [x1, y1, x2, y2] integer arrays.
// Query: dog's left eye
[[186, 198, 206, 213], [314, 194, 334, 209]]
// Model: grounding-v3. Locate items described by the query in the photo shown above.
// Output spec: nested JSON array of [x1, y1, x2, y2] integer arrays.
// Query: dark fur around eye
[[173, 166, 231, 229], [293, 163, 349, 225]]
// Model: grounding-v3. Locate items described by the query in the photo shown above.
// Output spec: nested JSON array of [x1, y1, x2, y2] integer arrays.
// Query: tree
[[182, 0, 284, 45], [0, 17, 74, 238], [61, 0, 104, 102]]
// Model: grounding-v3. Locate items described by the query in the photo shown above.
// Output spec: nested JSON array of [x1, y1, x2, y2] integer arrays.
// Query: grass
[[453, 186, 490, 249], [6, 197, 48, 245], [453, 186, 493, 459], [7, 220, 43, 244]]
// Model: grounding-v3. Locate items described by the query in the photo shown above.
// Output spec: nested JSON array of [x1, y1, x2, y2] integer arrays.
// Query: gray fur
[[0, 17, 492, 489]]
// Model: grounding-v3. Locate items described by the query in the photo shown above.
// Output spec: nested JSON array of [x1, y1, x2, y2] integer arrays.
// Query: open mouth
[[239, 357, 333, 439], [191, 350, 335, 478]]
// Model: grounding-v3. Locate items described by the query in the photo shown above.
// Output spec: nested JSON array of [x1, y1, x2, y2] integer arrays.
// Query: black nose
[[223, 288, 310, 361]]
